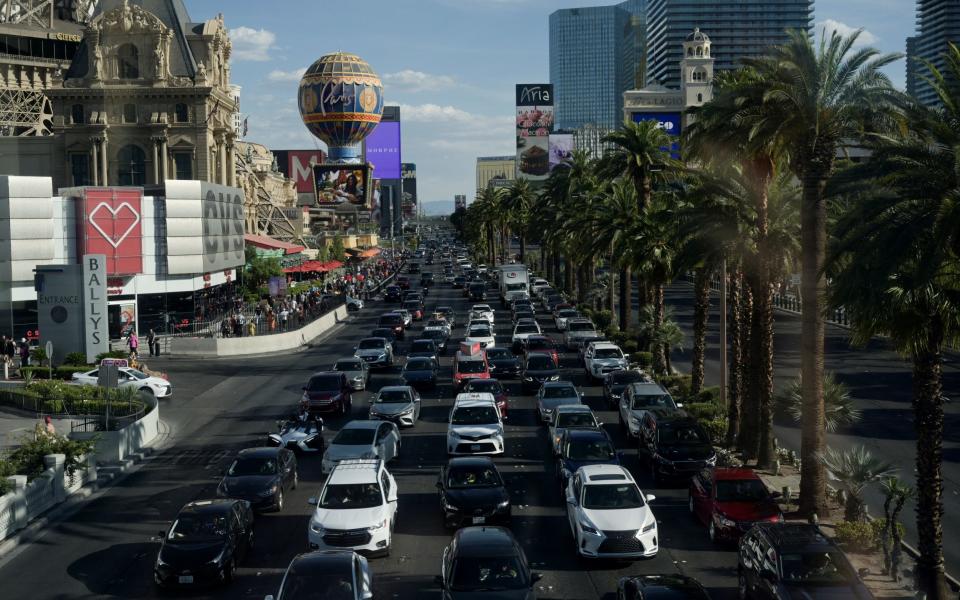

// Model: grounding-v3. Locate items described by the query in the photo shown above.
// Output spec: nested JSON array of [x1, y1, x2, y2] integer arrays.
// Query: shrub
[[622, 340, 639, 354], [833, 521, 876, 552], [29, 347, 47, 365], [63, 352, 89, 367], [6, 428, 97, 481], [684, 402, 725, 421], [693, 386, 722, 406], [20, 366, 89, 381], [592, 310, 613, 332], [700, 417, 728, 444], [96, 350, 129, 362], [657, 374, 692, 400], [631, 351, 653, 368]]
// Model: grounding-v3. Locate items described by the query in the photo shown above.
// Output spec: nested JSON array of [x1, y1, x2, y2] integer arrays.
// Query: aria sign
[[516, 84, 553, 106]]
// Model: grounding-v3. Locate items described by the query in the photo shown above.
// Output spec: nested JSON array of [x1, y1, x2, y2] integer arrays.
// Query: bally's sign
[[516, 84, 553, 107], [164, 180, 246, 275]]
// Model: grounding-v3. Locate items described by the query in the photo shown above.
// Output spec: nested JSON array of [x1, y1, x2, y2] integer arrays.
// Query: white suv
[[470, 304, 495, 324], [307, 459, 398, 557], [565, 464, 658, 559], [583, 342, 628, 382], [447, 393, 505, 455]]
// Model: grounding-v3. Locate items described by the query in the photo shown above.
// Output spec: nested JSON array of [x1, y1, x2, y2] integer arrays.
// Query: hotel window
[[117, 43, 139, 79], [71, 104, 84, 124], [123, 103, 137, 123], [173, 152, 193, 180], [69, 153, 91, 186], [174, 103, 189, 123]]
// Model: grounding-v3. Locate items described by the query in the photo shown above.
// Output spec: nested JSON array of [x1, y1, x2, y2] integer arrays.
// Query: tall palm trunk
[[608, 249, 617, 323], [725, 268, 744, 447], [750, 174, 776, 470], [691, 268, 710, 394], [738, 276, 758, 459], [651, 285, 666, 374], [577, 264, 588, 304], [656, 285, 672, 373], [519, 235, 526, 264], [799, 168, 830, 518], [564, 257, 574, 295], [913, 323, 949, 599], [619, 266, 632, 330], [552, 253, 562, 287]]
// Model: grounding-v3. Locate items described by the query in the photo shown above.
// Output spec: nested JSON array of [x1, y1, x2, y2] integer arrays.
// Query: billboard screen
[[516, 84, 554, 181], [313, 164, 371, 208], [273, 150, 327, 194], [402, 163, 417, 217], [631, 112, 681, 157], [549, 134, 574, 170], [78, 187, 143, 275], [164, 180, 246, 275], [364, 121, 402, 180]]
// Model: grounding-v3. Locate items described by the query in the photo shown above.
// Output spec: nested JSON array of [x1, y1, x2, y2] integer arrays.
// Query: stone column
[[5, 475, 27, 535], [218, 135, 228, 185], [100, 137, 109, 185], [151, 138, 161, 184], [44, 453, 66, 503], [226, 139, 235, 187], [209, 146, 217, 183], [90, 140, 100, 186], [160, 138, 169, 181]]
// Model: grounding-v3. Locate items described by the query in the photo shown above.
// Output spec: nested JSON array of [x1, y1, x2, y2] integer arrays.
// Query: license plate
[[472, 516, 486, 524], [471, 444, 482, 451], [178, 575, 194, 584]]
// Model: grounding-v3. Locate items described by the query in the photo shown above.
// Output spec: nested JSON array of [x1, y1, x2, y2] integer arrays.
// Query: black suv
[[739, 523, 873, 600], [421, 272, 435, 287], [638, 415, 716, 483], [384, 285, 402, 302], [436, 526, 540, 599], [468, 282, 486, 301]]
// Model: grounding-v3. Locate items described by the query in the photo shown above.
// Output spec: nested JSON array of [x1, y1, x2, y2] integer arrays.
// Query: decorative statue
[[154, 39, 165, 78], [196, 60, 207, 83], [93, 43, 104, 80]]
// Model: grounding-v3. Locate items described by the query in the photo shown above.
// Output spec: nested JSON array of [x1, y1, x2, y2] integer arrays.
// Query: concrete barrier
[[70, 394, 160, 464], [170, 305, 349, 357]]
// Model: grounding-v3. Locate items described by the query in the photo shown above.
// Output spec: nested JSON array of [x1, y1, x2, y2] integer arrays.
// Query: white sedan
[[470, 304, 495, 325], [465, 324, 496, 349], [71, 366, 173, 398], [565, 464, 658, 559]]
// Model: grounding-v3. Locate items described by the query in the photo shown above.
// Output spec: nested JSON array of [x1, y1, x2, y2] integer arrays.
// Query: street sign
[[45, 341, 52, 361], [97, 364, 119, 389]]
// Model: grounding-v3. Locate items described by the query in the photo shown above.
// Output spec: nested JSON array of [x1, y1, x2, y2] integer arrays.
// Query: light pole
[[719, 259, 728, 409]]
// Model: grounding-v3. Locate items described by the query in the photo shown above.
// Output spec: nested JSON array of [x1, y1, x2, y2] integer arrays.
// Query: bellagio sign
[[164, 181, 245, 275]]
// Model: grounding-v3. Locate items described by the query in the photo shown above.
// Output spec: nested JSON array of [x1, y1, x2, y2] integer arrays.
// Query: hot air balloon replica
[[299, 52, 384, 208]]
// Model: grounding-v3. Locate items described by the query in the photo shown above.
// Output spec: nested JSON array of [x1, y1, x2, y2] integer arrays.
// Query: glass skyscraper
[[907, 1, 960, 107], [549, 1, 646, 131], [645, 0, 813, 89]]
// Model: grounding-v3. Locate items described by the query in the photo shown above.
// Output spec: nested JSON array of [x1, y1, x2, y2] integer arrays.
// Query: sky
[[186, 0, 915, 214]]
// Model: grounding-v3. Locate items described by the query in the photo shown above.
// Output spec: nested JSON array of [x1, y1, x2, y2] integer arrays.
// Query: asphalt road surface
[[0, 276, 742, 600], [664, 282, 960, 580]]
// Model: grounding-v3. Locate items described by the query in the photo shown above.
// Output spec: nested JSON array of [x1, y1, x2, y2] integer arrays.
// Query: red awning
[[282, 260, 343, 274], [360, 247, 381, 258], [244, 233, 306, 255]]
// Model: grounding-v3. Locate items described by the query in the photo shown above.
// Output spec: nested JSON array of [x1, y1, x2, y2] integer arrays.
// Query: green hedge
[[684, 402, 725, 421], [21, 366, 91, 380], [0, 382, 146, 417], [2, 430, 96, 482], [657, 374, 692, 400], [631, 351, 653, 368]]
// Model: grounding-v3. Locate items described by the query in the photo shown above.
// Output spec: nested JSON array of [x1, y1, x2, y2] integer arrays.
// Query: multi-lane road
[[0, 275, 742, 599]]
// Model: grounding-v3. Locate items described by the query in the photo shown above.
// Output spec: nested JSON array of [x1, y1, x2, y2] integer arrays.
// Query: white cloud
[[816, 19, 878, 47], [267, 68, 307, 82], [229, 27, 276, 61], [382, 70, 456, 92], [397, 103, 476, 123]]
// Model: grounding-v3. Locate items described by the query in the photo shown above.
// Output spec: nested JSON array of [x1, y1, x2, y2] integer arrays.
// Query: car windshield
[[715, 479, 771, 502], [447, 465, 502, 488], [559, 310, 578, 318], [451, 557, 527, 591], [422, 331, 445, 341], [594, 348, 624, 359], [631, 393, 675, 410], [566, 438, 615, 460], [358, 339, 385, 350], [427, 320, 447, 328], [332, 428, 376, 445], [452, 406, 498, 425], [411, 341, 434, 352], [469, 327, 492, 337], [781, 551, 854, 585], [527, 356, 556, 370], [126, 369, 149, 380], [457, 360, 486, 374], [335, 361, 362, 371], [306, 376, 341, 391], [558, 413, 596, 428], [611, 371, 645, 385], [371, 329, 394, 339], [319, 483, 383, 509], [581, 484, 645, 510], [515, 324, 539, 334], [506, 283, 526, 291], [278, 569, 356, 600], [405, 358, 434, 371], [379, 316, 402, 326], [527, 339, 552, 350], [376, 390, 411, 403], [228, 455, 278, 476], [659, 424, 710, 445], [404, 301, 420, 309], [168, 514, 228, 542], [466, 381, 501, 394], [486, 348, 512, 360], [568, 322, 595, 333], [542, 385, 576, 399]]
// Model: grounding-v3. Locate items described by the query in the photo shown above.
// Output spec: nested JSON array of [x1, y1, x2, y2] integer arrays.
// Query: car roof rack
[[335, 458, 382, 470], [760, 522, 829, 547]]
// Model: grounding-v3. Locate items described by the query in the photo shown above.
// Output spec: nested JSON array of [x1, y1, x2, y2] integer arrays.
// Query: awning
[[360, 247, 381, 258], [244, 233, 306, 255], [282, 260, 343, 274]]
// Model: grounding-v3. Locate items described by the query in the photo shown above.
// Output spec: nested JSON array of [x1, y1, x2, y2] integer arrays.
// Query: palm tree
[[879, 477, 915, 578], [741, 28, 901, 516], [826, 45, 960, 598], [503, 179, 537, 263], [776, 373, 862, 432], [819, 446, 897, 523], [601, 120, 680, 212]]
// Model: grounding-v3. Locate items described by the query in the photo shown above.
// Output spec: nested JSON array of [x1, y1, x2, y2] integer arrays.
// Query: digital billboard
[[516, 84, 554, 181], [549, 134, 574, 170], [402, 163, 417, 218], [272, 150, 327, 194], [76, 187, 143, 275], [313, 164, 371, 208], [364, 121, 402, 180], [164, 181, 246, 275], [631, 112, 681, 158]]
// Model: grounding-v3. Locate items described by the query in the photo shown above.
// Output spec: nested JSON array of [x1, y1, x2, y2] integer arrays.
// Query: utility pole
[[719, 259, 727, 409]]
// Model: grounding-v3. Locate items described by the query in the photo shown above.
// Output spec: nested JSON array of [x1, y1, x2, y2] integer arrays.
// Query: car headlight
[[549, 375, 559, 381], [259, 484, 279, 497], [497, 499, 510, 508], [310, 520, 325, 534], [524, 376, 533, 381], [579, 520, 600, 535], [705, 454, 717, 466], [368, 518, 388, 531], [448, 430, 461, 439], [377, 353, 387, 360], [642, 522, 657, 533], [302, 434, 317, 444], [399, 406, 415, 416], [207, 550, 225, 566], [630, 415, 641, 426]]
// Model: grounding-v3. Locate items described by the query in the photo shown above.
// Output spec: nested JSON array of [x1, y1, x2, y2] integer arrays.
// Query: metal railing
[[700, 273, 851, 328]]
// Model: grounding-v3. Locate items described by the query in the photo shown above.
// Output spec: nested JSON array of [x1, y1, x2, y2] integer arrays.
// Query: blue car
[[555, 429, 620, 492], [402, 357, 439, 388]]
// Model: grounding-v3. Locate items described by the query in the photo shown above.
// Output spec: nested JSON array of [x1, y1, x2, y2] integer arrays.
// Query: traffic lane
[[664, 282, 960, 575]]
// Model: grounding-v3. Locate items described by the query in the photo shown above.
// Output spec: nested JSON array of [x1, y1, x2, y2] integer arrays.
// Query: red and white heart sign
[[81, 188, 143, 275]]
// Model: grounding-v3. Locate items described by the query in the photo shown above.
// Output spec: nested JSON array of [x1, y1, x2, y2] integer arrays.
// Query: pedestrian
[[19, 338, 29, 366], [236, 312, 246, 337], [127, 329, 139, 358], [279, 306, 289, 331], [43, 415, 56, 436], [147, 328, 157, 357]]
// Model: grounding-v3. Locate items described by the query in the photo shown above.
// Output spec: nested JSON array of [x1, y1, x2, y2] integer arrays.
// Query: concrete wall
[[70, 394, 160, 464], [171, 305, 348, 357]]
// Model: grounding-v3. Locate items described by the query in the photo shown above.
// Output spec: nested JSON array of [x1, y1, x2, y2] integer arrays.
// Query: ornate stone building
[[45, 0, 238, 190]]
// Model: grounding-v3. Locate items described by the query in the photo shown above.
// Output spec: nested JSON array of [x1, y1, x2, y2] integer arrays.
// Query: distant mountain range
[[418, 201, 455, 216]]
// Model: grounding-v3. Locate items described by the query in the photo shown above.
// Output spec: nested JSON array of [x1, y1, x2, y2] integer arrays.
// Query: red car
[[688, 468, 782, 543], [300, 371, 352, 415], [524, 335, 559, 366], [462, 378, 509, 419]]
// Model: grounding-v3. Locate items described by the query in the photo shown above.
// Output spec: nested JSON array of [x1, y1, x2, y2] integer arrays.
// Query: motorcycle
[[266, 415, 325, 453]]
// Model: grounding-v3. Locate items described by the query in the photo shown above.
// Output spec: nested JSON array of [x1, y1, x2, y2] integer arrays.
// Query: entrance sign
[[82, 254, 109, 363]]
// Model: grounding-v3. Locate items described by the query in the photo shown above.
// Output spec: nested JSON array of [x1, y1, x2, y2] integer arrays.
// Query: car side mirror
[[158, 529, 167, 539], [434, 575, 445, 589], [307, 497, 317, 505], [645, 494, 656, 502], [531, 572, 542, 584]]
